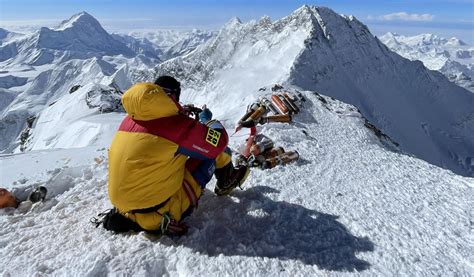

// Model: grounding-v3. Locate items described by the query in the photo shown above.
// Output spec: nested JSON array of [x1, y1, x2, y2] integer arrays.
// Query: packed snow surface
[[0, 88, 472, 276]]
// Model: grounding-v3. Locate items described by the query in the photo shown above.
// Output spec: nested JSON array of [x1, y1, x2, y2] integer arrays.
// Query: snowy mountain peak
[[285, 4, 317, 23], [0, 11, 135, 67], [417, 33, 448, 46], [258, 15, 272, 26], [446, 37, 466, 46], [379, 32, 474, 92], [55, 11, 101, 31], [0, 28, 22, 44], [379, 32, 399, 41], [223, 17, 243, 28], [151, 4, 474, 176], [31, 12, 135, 58], [292, 4, 313, 15]]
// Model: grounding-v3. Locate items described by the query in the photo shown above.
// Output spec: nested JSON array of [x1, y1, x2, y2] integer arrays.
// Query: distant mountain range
[[0, 12, 215, 66], [0, 8, 473, 176], [380, 32, 474, 92], [0, 12, 214, 152]]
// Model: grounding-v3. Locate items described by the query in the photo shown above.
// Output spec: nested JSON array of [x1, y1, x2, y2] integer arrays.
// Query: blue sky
[[1, 0, 473, 43]]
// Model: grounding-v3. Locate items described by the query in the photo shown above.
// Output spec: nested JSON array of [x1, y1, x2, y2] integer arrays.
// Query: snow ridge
[[290, 7, 474, 177], [148, 6, 474, 176]]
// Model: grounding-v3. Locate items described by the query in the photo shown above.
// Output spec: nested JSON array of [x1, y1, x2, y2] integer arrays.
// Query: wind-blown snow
[[150, 13, 314, 124]]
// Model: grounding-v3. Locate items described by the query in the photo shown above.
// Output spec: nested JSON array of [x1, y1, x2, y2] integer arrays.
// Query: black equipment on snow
[[92, 208, 188, 236], [28, 186, 47, 203], [214, 162, 250, 196]]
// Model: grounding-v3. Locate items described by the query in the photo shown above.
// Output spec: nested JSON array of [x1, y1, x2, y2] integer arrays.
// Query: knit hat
[[154, 75, 181, 101]]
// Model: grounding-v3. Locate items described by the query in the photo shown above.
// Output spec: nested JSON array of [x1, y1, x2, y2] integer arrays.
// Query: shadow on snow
[[162, 186, 374, 272]]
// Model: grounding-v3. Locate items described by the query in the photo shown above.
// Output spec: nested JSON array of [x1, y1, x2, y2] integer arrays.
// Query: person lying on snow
[[0, 186, 47, 212], [102, 76, 250, 236]]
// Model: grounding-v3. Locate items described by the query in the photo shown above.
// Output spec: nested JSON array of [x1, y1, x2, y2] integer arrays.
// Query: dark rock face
[[19, 115, 37, 152], [69, 85, 81, 94], [85, 86, 123, 113]]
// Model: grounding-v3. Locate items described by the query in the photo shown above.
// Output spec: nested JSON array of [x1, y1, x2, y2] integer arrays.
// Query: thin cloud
[[457, 19, 474, 23], [368, 12, 435, 22]]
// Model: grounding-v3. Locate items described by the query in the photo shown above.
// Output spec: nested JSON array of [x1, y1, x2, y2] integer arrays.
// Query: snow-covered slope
[[0, 87, 472, 275], [22, 83, 123, 151], [149, 6, 474, 177], [0, 28, 12, 43], [111, 34, 163, 61], [0, 88, 17, 113], [150, 15, 311, 122], [0, 28, 24, 45], [0, 75, 28, 89], [380, 32, 474, 92], [0, 57, 118, 152]]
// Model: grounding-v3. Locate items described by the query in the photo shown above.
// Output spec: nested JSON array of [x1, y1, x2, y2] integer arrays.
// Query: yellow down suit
[[108, 83, 231, 231]]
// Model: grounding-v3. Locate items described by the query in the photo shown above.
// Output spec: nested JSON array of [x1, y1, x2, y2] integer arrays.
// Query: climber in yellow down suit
[[105, 76, 249, 235]]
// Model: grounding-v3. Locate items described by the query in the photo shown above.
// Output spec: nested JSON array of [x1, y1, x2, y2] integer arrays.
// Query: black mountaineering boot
[[214, 162, 250, 196], [28, 186, 47, 203]]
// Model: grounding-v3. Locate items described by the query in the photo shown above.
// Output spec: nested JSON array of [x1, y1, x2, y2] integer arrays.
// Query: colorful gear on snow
[[0, 188, 18, 209]]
